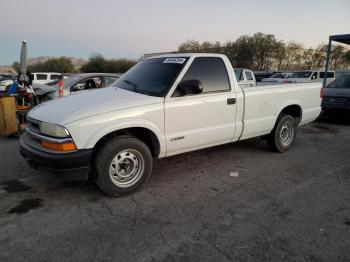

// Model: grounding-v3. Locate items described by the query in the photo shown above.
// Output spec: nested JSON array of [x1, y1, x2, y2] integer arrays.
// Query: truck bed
[[237, 82, 322, 140]]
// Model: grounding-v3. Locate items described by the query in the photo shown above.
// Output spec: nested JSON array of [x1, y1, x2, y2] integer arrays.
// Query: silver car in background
[[33, 73, 120, 102], [261, 72, 292, 83]]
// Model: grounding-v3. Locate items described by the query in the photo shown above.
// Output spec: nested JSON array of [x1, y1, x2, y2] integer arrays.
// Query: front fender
[[66, 117, 166, 158], [89, 119, 166, 156], [64, 102, 166, 157]]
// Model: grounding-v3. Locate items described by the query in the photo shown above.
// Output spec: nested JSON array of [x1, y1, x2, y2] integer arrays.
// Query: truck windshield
[[112, 58, 188, 97], [291, 71, 312, 78]]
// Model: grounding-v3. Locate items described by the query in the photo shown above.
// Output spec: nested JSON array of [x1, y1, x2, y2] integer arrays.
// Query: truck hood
[[28, 87, 163, 125]]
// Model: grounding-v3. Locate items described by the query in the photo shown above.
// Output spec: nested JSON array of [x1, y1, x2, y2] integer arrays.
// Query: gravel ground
[[0, 120, 349, 262]]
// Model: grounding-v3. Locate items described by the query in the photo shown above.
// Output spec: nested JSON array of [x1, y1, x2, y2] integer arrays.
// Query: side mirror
[[175, 79, 203, 97]]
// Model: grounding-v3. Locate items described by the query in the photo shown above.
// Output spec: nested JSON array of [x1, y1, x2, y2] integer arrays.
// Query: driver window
[[311, 72, 318, 80], [175, 57, 230, 96]]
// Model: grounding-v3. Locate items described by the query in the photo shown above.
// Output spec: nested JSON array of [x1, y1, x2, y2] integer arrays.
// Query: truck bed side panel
[[240, 83, 321, 140]]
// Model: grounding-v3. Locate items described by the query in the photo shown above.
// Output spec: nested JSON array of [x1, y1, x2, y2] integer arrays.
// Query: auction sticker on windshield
[[163, 58, 186, 64]]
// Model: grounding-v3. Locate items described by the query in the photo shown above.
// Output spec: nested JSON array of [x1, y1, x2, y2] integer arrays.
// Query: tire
[[266, 114, 297, 153], [94, 135, 153, 196]]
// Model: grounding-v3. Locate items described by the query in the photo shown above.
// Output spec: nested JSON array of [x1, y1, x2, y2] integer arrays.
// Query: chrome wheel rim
[[280, 121, 294, 147], [109, 149, 144, 188]]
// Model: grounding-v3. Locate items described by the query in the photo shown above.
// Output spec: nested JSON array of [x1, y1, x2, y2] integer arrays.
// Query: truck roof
[[147, 53, 228, 59]]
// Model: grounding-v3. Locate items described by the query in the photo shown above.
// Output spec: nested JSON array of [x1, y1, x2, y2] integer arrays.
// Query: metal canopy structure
[[329, 34, 350, 45], [323, 34, 350, 88]]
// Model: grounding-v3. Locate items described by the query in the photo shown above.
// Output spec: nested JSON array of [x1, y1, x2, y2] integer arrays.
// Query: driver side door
[[164, 57, 237, 156]]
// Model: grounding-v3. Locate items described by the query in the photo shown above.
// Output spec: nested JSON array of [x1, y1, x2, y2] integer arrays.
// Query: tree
[[311, 45, 326, 70], [251, 32, 280, 71], [330, 45, 347, 69], [27, 57, 74, 73], [105, 59, 137, 73], [300, 49, 315, 69], [272, 41, 286, 70], [80, 53, 136, 73], [224, 35, 254, 68], [80, 53, 106, 72], [345, 50, 350, 64], [176, 32, 350, 71], [12, 61, 20, 72], [276, 42, 303, 70], [178, 40, 201, 53]]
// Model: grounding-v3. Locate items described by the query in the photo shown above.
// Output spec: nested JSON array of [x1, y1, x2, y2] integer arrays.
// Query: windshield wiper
[[123, 79, 138, 92]]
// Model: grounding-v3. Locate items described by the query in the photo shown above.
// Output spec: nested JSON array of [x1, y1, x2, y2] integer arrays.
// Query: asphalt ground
[[0, 118, 349, 262]]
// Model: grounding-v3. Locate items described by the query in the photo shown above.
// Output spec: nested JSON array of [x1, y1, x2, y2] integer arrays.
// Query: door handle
[[227, 98, 236, 105]]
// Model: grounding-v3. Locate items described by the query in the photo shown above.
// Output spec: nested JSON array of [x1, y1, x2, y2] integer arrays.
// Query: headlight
[[39, 122, 70, 138]]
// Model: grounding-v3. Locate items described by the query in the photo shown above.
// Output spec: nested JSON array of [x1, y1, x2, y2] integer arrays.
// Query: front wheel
[[94, 136, 153, 196], [267, 114, 297, 152]]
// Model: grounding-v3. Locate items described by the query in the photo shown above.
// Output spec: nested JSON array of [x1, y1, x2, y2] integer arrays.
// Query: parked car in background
[[0, 74, 15, 92], [33, 73, 120, 102], [286, 70, 335, 85], [234, 68, 256, 87], [321, 73, 350, 115], [253, 71, 276, 82], [0, 74, 15, 81], [261, 72, 292, 83], [32, 72, 61, 85]]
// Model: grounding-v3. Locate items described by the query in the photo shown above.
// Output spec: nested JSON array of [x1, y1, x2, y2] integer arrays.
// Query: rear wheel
[[94, 136, 153, 196], [267, 114, 296, 152]]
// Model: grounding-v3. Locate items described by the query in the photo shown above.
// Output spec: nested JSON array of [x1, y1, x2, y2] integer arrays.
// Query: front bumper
[[19, 133, 93, 180]]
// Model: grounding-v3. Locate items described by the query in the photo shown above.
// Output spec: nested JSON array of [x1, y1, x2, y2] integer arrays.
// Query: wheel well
[[93, 127, 160, 157], [280, 105, 302, 124]]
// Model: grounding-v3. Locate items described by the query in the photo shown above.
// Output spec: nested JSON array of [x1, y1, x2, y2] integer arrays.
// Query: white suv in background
[[286, 70, 335, 85], [32, 72, 61, 85]]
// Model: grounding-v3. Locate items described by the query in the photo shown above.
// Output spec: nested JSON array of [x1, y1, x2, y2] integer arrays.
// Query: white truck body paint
[[27, 53, 321, 158]]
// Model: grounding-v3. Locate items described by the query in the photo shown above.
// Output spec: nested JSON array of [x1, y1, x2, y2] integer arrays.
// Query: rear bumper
[[19, 134, 93, 180], [321, 102, 350, 111]]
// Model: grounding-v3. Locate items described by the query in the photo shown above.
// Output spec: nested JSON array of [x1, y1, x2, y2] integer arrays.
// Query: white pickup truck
[[20, 54, 321, 196]]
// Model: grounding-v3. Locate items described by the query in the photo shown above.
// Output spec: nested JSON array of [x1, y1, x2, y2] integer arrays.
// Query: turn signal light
[[320, 88, 324, 98], [41, 141, 77, 151]]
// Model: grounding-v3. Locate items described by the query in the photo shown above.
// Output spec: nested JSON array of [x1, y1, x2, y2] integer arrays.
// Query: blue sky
[[0, 0, 349, 64]]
